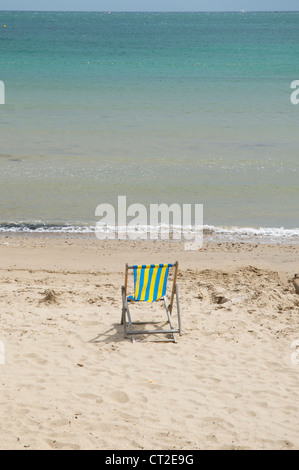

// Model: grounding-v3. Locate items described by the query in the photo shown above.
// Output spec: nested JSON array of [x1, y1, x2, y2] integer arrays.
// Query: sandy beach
[[0, 235, 298, 450]]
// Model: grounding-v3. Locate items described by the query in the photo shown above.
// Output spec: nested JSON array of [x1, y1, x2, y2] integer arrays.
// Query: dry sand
[[0, 235, 298, 450]]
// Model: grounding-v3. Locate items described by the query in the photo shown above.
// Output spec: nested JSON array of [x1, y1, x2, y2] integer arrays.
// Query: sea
[[0, 11, 299, 243]]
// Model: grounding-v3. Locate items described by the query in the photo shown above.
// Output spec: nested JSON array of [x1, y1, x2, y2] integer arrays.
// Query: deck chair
[[121, 262, 182, 343]]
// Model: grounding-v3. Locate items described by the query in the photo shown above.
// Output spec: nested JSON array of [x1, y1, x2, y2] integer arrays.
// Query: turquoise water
[[0, 11, 298, 240]]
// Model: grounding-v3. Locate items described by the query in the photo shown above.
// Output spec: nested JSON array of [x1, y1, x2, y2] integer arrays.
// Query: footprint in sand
[[110, 391, 130, 404]]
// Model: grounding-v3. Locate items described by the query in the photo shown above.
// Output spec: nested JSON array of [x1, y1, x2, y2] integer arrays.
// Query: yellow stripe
[[134, 267, 142, 299], [140, 267, 149, 301], [148, 266, 158, 302], [157, 266, 167, 300]]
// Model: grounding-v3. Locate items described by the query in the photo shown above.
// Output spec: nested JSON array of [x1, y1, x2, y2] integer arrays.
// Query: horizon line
[[0, 9, 298, 13]]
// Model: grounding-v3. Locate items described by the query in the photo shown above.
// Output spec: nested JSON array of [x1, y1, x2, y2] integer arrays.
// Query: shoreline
[[0, 229, 298, 246]]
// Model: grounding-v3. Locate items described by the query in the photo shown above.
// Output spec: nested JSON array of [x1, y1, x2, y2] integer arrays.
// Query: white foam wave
[[0, 222, 298, 243]]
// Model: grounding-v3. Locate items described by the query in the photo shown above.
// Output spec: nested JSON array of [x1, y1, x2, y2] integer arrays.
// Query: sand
[[0, 235, 298, 450]]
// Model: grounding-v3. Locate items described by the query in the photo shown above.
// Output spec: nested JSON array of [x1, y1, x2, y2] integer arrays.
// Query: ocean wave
[[0, 223, 94, 233], [0, 222, 298, 244], [203, 225, 299, 239]]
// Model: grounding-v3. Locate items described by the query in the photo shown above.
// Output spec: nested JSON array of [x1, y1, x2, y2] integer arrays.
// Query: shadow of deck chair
[[121, 262, 182, 343]]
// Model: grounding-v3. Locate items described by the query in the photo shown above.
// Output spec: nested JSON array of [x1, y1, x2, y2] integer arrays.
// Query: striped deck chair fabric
[[127, 264, 173, 303]]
